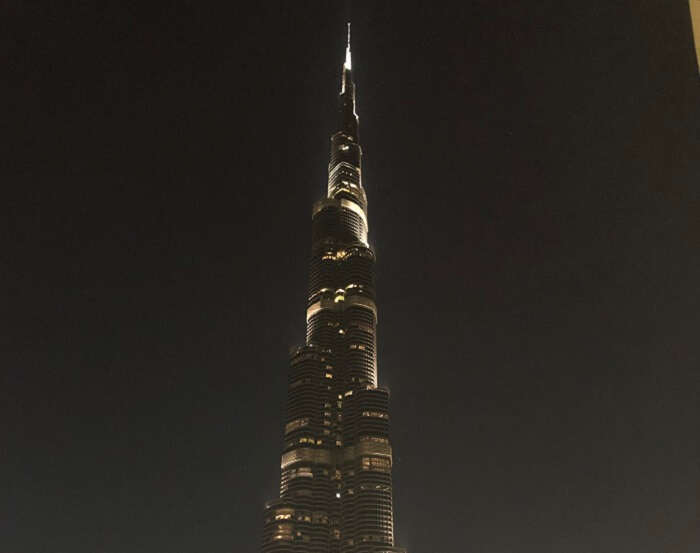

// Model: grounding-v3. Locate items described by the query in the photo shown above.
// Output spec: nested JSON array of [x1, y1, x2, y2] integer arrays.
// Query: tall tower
[[261, 25, 406, 553]]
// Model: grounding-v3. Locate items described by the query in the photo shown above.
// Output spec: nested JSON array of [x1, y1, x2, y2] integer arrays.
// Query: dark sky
[[2, 2, 699, 553]]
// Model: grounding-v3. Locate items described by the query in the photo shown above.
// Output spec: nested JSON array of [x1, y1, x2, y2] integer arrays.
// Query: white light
[[336, 492, 341, 498], [344, 46, 352, 70], [344, 22, 352, 70]]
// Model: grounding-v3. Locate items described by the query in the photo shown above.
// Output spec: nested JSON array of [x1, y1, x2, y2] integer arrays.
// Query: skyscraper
[[260, 25, 407, 553]]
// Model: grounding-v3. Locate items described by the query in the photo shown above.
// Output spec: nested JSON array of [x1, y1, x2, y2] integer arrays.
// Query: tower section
[[261, 25, 406, 553]]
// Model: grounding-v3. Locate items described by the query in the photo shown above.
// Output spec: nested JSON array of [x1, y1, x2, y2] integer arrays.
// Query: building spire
[[344, 22, 352, 70], [339, 22, 358, 140]]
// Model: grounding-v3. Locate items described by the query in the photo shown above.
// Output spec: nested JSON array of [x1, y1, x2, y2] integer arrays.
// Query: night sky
[[3, 2, 699, 553]]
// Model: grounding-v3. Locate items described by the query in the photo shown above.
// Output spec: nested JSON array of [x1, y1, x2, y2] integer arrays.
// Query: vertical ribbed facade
[[261, 27, 406, 553]]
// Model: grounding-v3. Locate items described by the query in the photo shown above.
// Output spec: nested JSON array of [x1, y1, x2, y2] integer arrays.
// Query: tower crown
[[329, 23, 365, 210]]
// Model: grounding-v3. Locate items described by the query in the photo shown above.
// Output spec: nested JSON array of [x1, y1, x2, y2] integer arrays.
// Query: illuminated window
[[360, 436, 389, 444], [362, 411, 388, 419], [285, 417, 310, 434], [287, 466, 313, 480], [272, 521, 294, 541], [361, 456, 391, 472]]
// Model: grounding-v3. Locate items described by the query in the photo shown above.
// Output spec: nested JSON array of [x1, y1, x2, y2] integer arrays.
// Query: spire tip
[[344, 22, 352, 70]]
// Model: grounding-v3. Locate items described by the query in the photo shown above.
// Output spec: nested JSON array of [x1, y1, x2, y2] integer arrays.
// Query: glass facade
[[261, 26, 406, 553]]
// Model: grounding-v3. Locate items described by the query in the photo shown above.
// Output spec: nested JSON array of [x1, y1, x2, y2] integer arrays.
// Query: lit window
[[362, 411, 388, 419], [360, 435, 389, 444], [285, 417, 310, 434], [361, 456, 391, 472], [286, 466, 313, 480]]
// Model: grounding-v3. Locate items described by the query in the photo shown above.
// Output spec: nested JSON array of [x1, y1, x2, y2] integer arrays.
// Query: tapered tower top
[[327, 22, 366, 210], [339, 22, 359, 141], [344, 22, 352, 70]]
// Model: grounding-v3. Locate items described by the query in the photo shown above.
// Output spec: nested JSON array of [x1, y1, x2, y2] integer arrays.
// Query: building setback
[[260, 25, 407, 553]]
